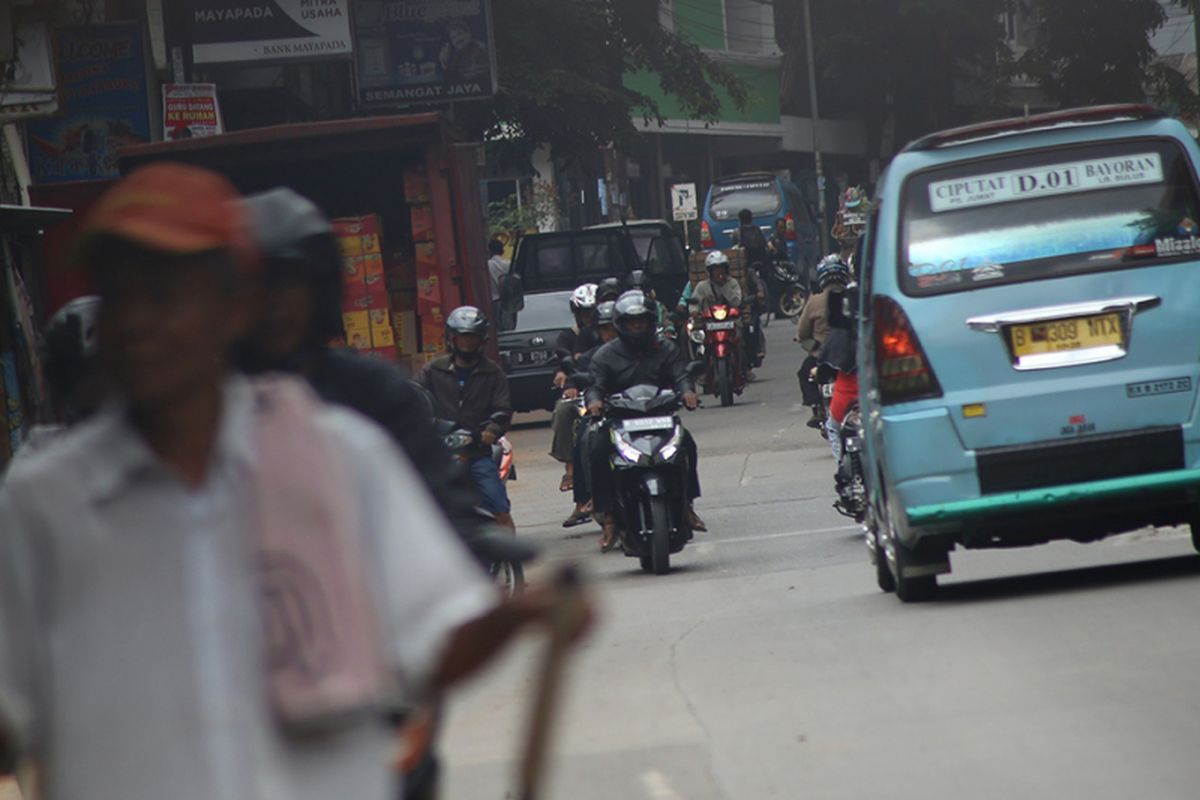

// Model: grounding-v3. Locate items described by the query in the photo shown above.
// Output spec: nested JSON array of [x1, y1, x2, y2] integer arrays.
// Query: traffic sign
[[671, 182, 698, 222]]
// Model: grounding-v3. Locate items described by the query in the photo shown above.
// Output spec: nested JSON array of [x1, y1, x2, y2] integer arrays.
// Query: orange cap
[[76, 162, 259, 273]]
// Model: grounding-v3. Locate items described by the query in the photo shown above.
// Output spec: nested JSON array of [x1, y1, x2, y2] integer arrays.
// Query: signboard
[[26, 24, 151, 184], [163, 83, 224, 140], [354, 0, 498, 106], [187, 0, 353, 65], [671, 182, 698, 222], [0, 22, 58, 121], [928, 153, 1164, 213]]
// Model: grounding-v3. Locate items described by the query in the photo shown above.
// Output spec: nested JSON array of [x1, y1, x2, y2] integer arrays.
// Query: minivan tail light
[[700, 220, 714, 249], [785, 213, 796, 240], [874, 295, 942, 404]]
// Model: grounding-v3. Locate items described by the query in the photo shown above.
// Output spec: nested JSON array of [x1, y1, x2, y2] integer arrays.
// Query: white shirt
[[487, 254, 510, 301], [0, 378, 496, 800]]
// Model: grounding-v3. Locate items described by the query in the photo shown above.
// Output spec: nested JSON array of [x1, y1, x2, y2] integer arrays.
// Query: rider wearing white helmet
[[689, 251, 743, 314], [550, 283, 601, 495]]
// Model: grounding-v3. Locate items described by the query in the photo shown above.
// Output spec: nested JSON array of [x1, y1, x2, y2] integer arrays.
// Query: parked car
[[509, 221, 690, 309], [498, 289, 576, 412], [701, 172, 818, 272], [859, 104, 1200, 602]]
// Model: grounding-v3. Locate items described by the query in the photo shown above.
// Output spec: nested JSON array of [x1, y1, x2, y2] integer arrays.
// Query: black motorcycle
[[767, 257, 808, 318], [603, 382, 698, 574], [833, 402, 867, 523]]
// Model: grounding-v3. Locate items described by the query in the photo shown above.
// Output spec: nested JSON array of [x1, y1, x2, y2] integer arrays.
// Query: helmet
[[704, 250, 730, 272], [40, 295, 101, 419], [815, 254, 852, 291], [570, 283, 598, 312], [595, 300, 617, 327], [614, 290, 656, 353], [628, 269, 648, 291], [243, 188, 343, 341], [842, 186, 866, 210], [596, 276, 623, 303], [445, 305, 489, 362]]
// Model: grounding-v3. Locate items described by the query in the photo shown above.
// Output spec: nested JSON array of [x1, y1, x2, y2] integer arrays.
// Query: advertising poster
[[26, 24, 151, 184], [354, 0, 497, 106], [187, 0, 353, 65], [163, 83, 224, 140], [0, 22, 59, 121]]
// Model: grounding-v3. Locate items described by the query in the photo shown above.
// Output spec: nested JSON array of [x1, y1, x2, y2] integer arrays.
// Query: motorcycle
[[602, 381, 699, 574], [833, 403, 867, 523], [768, 257, 808, 318], [696, 303, 746, 407]]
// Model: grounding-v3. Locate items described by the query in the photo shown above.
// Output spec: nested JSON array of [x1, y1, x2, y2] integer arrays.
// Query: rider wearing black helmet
[[236, 188, 481, 537], [585, 290, 705, 549], [795, 254, 853, 428], [419, 305, 515, 530]]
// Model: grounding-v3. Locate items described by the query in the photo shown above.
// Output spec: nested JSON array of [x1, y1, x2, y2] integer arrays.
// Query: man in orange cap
[[0, 163, 589, 800]]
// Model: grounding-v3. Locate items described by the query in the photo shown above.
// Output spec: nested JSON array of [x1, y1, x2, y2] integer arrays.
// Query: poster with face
[[353, 0, 497, 106]]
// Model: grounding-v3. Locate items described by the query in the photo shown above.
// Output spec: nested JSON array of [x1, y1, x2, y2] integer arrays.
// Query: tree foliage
[[458, 0, 747, 170]]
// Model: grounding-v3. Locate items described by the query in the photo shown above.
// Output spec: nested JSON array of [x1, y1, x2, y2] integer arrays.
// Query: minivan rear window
[[900, 139, 1200, 295], [710, 179, 781, 220]]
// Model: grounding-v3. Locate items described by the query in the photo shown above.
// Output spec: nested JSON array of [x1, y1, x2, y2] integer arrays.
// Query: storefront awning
[[0, 204, 73, 235]]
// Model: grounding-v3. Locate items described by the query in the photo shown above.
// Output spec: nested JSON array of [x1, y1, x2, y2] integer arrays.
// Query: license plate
[[1009, 312, 1122, 357], [706, 320, 736, 331], [515, 349, 552, 365], [620, 416, 674, 432]]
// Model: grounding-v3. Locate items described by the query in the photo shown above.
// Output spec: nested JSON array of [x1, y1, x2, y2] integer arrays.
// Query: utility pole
[[802, 0, 829, 256], [1193, 2, 1200, 95]]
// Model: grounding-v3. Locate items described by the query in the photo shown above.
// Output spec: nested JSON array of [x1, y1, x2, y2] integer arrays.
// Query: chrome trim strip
[[965, 295, 1160, 332]]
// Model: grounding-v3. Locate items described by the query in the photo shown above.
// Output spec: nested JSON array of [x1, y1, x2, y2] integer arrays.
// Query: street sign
[[671, 182, 698, 222]]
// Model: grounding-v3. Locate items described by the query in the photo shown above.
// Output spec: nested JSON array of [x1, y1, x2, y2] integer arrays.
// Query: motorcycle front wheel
[[490, 560, 525, 597], [717, 356, 734, 407], [649, 496, 671, 575], [778, 286, 808, 318]]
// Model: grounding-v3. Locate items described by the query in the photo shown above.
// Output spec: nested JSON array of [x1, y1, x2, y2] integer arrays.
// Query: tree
[[776, 0, 1012, 165], [1017, 0, 1200, 115], [457, 0, 748, 171]]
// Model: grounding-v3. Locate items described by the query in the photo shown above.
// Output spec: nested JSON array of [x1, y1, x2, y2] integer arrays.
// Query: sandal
[[599, 524, 617, 552], [562, 508, 592, 528], [559, 474, 573, 492]]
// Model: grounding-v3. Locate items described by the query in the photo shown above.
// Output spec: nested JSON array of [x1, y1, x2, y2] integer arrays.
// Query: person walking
[[0, 164, 586, 800]]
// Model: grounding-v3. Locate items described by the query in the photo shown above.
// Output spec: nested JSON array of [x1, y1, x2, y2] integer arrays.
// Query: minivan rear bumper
[[907, 467, 1200, 527]]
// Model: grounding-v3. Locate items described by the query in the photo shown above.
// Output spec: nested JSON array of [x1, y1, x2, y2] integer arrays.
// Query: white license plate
[[620, 416, 674, 432], [706, 321, 735, 331]]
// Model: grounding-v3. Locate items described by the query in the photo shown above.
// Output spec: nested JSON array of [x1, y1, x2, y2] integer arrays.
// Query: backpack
[[740, 224, 768, 261]]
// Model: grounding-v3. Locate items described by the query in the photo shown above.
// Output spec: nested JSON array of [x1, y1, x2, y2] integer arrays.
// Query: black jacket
[[306, 348, 481, 536], [418, 355, 512, 458], [585, 338, 694, 405], [555, 325, 599, 361]]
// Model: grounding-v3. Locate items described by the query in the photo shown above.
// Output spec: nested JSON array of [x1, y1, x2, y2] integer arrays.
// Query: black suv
[[497, 289, 575, 413]]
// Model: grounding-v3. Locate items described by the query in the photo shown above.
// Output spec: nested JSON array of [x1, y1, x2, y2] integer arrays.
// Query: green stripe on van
[[906, 468, 1200, 526]]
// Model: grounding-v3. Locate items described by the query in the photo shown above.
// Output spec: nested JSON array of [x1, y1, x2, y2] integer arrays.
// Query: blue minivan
[[858, 105, 1200, 601], [701, 172, 818, 270]]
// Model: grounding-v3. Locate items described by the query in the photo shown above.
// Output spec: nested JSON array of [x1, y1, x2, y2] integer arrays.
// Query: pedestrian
[[0, 163, 587, 800], [418, 306, 516, 531], [487, 238, 509, 322]]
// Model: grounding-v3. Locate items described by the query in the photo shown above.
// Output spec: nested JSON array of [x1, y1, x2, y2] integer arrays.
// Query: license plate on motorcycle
[[620, 416, 674, 432], [1008, 312, 1122, 358], [706, 321, 736, 331]]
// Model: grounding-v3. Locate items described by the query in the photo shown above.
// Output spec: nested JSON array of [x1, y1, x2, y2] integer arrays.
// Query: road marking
[[641, 770, 684, 800], [706, 524, 861, 546]]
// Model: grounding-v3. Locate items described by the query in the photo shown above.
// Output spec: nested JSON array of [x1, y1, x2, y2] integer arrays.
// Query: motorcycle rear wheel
[[778, 286, 808, 318], [490, 560, 525, 597], [717, 357, 734, 407]]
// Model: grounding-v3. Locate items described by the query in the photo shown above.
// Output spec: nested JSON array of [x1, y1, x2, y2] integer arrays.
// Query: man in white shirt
[[0, 164, 583, 800]]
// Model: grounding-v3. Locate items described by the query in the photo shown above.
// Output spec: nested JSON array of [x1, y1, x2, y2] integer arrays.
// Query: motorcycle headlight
[[657, 426, 684, 462], [611, 428, 646, 464], [690, 329, 706, 343], [443, 432, 474, 450], [713, 306, 728, 321]]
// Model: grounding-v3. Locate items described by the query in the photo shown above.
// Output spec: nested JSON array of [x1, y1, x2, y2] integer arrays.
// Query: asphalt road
[[442, 321, 1200, 800]]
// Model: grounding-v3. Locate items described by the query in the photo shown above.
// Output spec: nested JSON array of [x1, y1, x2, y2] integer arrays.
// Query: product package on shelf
[[403, 166, 431, 204], [334, 214, 398, 359]]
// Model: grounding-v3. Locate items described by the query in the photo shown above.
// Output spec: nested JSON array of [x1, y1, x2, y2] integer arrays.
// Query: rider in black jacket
[[585, 290, 705, 550]]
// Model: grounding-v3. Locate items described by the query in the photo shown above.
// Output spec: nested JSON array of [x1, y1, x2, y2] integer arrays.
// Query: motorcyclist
[[550, 283, 599, 493], [419, 306, 515, 531], [733, 208, 770, 270], [689, 251, 743, 313], [831, 185, 868, 265], [795, 255, 852, 428], [235, 188, 483, 539], [596, 276, 624, 304], [560, 300, 619, 528], [586, 290, 704, 551]]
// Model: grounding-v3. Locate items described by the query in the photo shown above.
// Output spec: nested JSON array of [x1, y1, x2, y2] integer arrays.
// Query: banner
[[187, 0, 353, 65], [26, 24, 151, 184], [354, 0, 497, 106], [0, 22, 59, 121], [163, 83, 224, 140]]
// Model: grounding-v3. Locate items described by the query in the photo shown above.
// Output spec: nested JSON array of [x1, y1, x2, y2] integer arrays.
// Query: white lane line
[[706, 524, 860, 546]]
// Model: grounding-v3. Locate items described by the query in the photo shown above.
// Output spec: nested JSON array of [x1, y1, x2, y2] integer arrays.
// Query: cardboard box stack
[[334, 214, 398, 362], [406, 165, 445, 368]]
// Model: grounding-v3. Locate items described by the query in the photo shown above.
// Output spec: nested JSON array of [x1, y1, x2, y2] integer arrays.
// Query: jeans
[[469, 455, 511, 514]]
